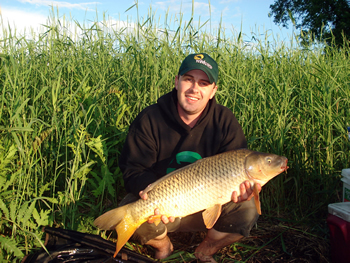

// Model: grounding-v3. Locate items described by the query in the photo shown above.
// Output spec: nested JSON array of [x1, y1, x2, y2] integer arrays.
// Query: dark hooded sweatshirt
[[119, 88, 247, 197]]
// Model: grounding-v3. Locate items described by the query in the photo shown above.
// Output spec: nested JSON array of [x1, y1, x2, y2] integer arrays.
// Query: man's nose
[[190, 81, 200, 92]]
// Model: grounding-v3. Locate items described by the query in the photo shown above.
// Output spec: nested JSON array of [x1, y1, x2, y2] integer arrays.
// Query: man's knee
[[132, 222, 167, 245], [213, 199, 259, 236]]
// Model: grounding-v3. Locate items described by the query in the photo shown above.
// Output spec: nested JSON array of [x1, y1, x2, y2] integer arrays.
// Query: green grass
[[0, 5, 349, 262]]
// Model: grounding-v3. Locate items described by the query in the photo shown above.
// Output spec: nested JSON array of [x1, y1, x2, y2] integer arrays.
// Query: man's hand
[[231, 181, 261, 203], [139, 190, 175, 224]]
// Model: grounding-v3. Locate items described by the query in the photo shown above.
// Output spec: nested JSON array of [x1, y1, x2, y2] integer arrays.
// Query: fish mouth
[[282, 159, 289, 172]]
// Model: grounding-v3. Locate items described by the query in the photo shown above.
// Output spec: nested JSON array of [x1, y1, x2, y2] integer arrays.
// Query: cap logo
[[194, 54, 204, 60], [194, 54, 213, 69]]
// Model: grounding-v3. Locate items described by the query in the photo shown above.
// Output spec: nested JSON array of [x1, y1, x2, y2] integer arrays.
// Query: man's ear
[[175, 75, 179, 90], [210, 85, 218, 99]]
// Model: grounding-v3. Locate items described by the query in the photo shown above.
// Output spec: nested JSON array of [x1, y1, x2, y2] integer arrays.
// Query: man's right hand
[[139, 190, 175, 224]]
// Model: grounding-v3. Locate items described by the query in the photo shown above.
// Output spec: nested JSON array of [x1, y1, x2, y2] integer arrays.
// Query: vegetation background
[[0, 6, 349, 262]]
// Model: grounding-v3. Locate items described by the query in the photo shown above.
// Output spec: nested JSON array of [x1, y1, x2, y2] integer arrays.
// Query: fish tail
[[94, 204, 140, 257], [94, 205, 130, 230], [114, 216, 138, 257]]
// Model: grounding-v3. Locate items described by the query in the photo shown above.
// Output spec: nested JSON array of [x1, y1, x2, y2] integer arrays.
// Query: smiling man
[[175, 68, 217, 127], [118, 53, 261, 262]]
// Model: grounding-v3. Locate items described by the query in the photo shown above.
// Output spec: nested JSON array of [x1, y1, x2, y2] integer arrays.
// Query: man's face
[[175, 69, 217, 118]]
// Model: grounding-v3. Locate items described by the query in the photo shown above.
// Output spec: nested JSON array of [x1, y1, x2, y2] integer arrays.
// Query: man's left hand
[[231, 181, 261, 203], [139, 190, 175, 224]]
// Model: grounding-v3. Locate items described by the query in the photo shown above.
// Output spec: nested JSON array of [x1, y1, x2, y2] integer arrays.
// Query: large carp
[[94, 149, 288, 257]]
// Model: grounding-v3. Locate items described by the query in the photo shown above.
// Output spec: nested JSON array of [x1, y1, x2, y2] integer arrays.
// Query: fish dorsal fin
[[202, 204, 222, 229], [253, 183, 262, 215], [142, 183, 155, 195]]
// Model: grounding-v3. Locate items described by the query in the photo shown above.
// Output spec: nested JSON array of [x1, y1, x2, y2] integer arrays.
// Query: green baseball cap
[[178, 53, 218, 84]]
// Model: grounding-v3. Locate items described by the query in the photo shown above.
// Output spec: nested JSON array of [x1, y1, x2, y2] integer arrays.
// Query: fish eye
[[266, 158, 272, 164]]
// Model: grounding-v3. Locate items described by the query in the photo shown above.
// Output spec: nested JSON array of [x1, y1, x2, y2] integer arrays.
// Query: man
[[119, 53, 261, 262]]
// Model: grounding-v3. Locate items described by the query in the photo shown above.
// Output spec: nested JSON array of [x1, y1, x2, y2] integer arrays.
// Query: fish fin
[[202, 204, 222, 229], [148, 214, 162, 226], [94, 204, 130, 230], [142, 183, 155, 195], [94, 204, 140, 257], [114, 217, 138, 258], [253, 183, 262, 215]]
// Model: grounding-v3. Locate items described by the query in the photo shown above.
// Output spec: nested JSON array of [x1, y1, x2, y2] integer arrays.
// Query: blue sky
[[0, 0, 294, 42]]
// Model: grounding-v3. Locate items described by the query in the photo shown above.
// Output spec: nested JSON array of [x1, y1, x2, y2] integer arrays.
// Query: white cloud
[[222, 5, 242, 19], [193, 2, 212, 16], [0, 7, 48, 35], [0, 6, 141, 40], [155, 0, 212, 16], [18, 0, 100, 11]]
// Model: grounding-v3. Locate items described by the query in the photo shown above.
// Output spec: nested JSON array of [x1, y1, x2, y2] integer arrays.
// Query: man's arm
[[119, 120, 159, 197]]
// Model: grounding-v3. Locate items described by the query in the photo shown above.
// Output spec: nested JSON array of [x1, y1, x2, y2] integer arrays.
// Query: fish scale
[[94, 148, 288, 258]]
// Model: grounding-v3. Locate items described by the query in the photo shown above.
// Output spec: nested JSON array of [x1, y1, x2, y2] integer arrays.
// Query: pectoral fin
[[147, 214, 162, 226], [202, 204, 222, 229], [253, 183, 261, 215]]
